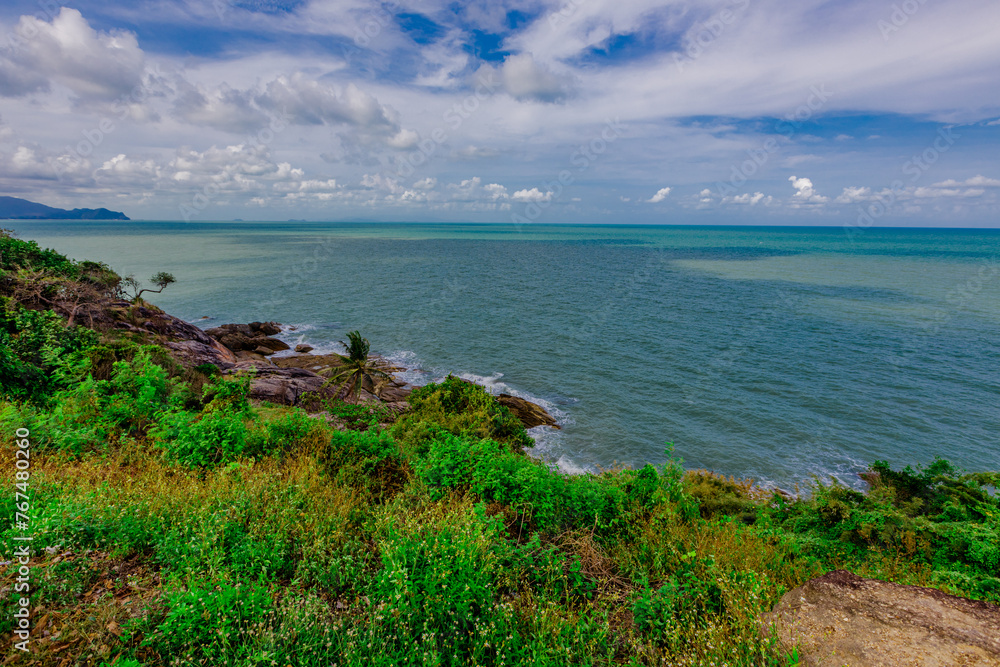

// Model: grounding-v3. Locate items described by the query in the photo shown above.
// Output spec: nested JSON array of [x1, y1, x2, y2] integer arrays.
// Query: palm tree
[[323, 331, 394, 403]]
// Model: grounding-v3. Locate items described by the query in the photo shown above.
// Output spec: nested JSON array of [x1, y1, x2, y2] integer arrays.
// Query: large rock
[[164, 340, 237, 368], [205, 322, 290, 354], [496, 393, 560, 429], [761, 570, 1000, 666], [227, 363, 333, 406]]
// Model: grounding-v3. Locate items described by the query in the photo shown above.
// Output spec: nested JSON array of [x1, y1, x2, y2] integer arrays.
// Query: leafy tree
[[322, 330, 394, 403]]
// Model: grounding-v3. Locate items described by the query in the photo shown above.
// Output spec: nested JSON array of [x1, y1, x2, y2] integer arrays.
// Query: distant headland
[[0, 195, 129, 220]]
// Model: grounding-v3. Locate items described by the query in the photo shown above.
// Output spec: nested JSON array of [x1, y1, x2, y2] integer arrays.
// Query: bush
[[151, 374, 254, 467], [0, 299, 98, 402], [24, 349, 172, 453], [393, 376, 533, 451]]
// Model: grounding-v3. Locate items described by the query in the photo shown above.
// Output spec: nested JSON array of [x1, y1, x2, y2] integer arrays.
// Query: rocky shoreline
[[120, 307, 560, 431]]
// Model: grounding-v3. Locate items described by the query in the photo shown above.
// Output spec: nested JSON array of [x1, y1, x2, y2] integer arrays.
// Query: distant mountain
[[0, 196, 129, 220]]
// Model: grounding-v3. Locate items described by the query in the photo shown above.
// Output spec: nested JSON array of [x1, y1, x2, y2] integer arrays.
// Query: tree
[[122, 271, 177, 301], [322, 330, 394, 403]]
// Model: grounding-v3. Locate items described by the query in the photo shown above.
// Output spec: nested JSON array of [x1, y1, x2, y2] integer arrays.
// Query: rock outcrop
[[227, 362, 333, 406], [73, 300, 237, 369], [205, 322, 289, 356], [760, 570, 1000, 666], [496, 393, 560, 429]]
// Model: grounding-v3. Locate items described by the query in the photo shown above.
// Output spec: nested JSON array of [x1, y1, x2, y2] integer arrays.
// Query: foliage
[[140, 581, 275, 663], [151, 374, 254, 467], [393, 375, 533, 451], [2, 235, 998, 666], [0, 297, 98, 402], [322, 330, 395, 402]]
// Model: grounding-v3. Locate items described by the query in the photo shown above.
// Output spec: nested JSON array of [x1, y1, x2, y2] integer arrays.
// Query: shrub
[[393, 376, 533, 451], [151, 374, 253, 466]]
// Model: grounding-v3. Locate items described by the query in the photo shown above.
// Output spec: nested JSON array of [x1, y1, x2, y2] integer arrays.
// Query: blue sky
[[0, 0, 998, 225]]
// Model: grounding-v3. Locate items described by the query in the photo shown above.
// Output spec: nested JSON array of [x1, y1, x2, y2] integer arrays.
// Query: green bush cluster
[[394, 375, 533, 451], [0, 298, 98, 402]]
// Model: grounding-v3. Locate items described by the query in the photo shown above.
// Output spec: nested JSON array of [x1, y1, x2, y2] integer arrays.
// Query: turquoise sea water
[[8, 221, 999, 488]]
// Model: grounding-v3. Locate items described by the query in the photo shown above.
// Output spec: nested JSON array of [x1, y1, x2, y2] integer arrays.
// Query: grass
[[1, 234, 997, 665]]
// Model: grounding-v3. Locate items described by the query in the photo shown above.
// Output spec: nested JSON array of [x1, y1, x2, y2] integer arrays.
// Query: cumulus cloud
[[646, 187, 671, 203], [95, 154, 160, 184], [511, 187, 552, 203], [445, 177, 512, 208], [170, 73, 414, 146], [0, 144, 92, 183], [788, 176, 828, 205], [0, 8, 146, 103], [258, 76, 397, 130]]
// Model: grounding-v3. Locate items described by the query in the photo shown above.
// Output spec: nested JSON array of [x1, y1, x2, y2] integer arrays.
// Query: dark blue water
[[9, 221, 999, 487]]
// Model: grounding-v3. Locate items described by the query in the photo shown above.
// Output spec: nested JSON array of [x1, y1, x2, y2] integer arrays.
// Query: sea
[[8, 221, 999, 490]]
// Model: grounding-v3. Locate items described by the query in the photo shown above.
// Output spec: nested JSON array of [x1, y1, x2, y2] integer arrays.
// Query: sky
[[0, 0, 999, 225]]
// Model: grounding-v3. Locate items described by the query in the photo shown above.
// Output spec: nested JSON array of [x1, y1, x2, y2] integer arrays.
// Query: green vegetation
[[1, 235, 998, 665], [323, 330, 395, 402]]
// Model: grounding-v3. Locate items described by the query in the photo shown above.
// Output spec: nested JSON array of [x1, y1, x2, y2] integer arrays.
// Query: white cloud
[[172, 81, 266, 133], [0, 8, 146, 103], [0, 144, 91, 182], [931, 175, 1000, 188], [913, 186, 983, 198], [512, 187, 553, 203], [386, 129, 419, 149], [726, 192, 771, 205], [834, 186, 872, 204], [95, 154, 160, 183], [258, 76, 398, 131], [483, 183, 509, 200], [788, 176, 828, 205], [646, 186, 671, 203]]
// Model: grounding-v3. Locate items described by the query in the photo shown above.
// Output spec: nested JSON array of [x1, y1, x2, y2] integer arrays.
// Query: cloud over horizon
[[0, 1, 998, 224]]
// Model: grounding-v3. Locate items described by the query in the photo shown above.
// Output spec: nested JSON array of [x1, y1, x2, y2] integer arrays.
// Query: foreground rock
[[228, 362, 333, 406], [761, 570, 1000, 666], [496, 393, 560, 429], [205, 322, 290, 356], [70, 300, 237, 368]]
